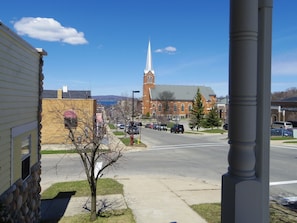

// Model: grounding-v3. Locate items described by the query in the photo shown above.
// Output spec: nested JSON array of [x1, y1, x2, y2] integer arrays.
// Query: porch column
[[222, 0, 261, 222]]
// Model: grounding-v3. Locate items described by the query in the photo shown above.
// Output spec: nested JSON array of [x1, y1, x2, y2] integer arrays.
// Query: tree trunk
[[90, 182, 97, 221]]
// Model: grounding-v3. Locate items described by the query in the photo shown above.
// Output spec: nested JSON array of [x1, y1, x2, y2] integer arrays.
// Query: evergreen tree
[[203, 106, 221, 128], [189, 88, 204, 130]]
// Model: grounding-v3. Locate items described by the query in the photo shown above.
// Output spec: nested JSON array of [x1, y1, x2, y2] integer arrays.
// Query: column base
[[221, 173, 262, 223]]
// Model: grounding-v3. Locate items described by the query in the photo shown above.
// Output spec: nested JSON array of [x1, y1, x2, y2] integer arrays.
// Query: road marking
[[150, 143, 227, 150], [270, 180, 297, 186]]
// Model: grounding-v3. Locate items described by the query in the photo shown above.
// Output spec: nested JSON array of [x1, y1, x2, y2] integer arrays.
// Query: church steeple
[[144, 40, 154, 74], [142, 40, 155, 116]]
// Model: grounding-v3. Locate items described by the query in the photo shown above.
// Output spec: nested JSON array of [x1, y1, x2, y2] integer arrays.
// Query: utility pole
[[132, 90, 140, 122]]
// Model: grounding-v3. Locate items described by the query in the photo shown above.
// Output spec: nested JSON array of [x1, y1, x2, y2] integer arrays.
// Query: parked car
[[271, 121, 293, 129], [118, 124, 125, 129], [223, 123, 228, 130], [126, 125, 139, 134], [287, 120, 297, 128], [158, 124, 168, 131], [170, 124, 184, 133]]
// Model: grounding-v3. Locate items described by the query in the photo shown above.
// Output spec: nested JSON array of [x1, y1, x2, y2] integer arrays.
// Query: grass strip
[[41, 178, 123, 199], [191, 202, 297, 223], [58, 208, 135, 223], [191, 203, 221, 223], [41, 149, 77, 154], [113, 131, 125, 136]]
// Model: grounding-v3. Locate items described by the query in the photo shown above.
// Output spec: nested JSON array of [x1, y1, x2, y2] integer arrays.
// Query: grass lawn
[[41, 149, 77, 154], [119, 137, 146, 147], [59, 209, 135, 223], [113, 131, 125, 136], [191, 203, 221, 223], [200, 129, 226, 134], [41, 178, 123, 199], [191, 202, 297, 223], [41, 178, 135, 223], [270, 136, 297, 143]]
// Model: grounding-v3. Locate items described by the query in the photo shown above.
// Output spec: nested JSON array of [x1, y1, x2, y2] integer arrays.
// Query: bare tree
[[271, 87, 297, 100], [65, 109, 123, 221], [157, 91, 175, 121]]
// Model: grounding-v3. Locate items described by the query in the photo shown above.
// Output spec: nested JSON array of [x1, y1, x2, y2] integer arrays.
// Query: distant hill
[[93, 95, 129, 106], [92, 95, 129, 101], [271, 87, 297, 101]]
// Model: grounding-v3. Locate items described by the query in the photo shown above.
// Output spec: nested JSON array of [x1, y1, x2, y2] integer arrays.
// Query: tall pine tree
[[189, 88, 204, 130], [203, 106, 221, 128]]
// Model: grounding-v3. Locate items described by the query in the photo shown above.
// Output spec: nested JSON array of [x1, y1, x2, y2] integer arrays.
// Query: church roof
[[150, 85, 216, 101]]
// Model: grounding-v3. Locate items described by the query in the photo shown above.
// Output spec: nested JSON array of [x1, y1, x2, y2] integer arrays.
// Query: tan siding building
[[41, 89, 97, 144], [0, 22, 46, 222]]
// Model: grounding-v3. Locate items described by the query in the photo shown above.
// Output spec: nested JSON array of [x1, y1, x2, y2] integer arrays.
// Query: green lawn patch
[[200, 129, 226, 134], [283, 140, 297, 143], [271, 136, 294, 140], [113, 131, 125, 136], [185, 130, 202, 134], [108, 124, 116, 129], [41, 178, 123, 199], [191, 203, 221, 223], [41, 179, 135, 223], [119, 137, 146, 147], [191, 202, 297, 223], [41, 149, 77, 154], [58, 208, 135, 223]]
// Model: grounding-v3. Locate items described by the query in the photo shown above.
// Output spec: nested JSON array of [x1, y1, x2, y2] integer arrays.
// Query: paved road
[[41, 128, 297, 202]]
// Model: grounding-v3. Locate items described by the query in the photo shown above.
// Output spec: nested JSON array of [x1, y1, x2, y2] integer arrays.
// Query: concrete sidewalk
[[40, 175, 221, 223], [117, 176, 221, 223]]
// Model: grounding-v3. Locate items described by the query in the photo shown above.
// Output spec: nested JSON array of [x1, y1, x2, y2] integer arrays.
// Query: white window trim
[[11, 121, 37, 184]]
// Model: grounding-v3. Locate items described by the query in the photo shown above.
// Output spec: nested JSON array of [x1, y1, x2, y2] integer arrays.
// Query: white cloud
[[155, 46, 177, 54], [13, 17, 88, 45]]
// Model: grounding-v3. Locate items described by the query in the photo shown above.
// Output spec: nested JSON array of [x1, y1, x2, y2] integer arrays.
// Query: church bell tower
[[142, 40, 155, 116]]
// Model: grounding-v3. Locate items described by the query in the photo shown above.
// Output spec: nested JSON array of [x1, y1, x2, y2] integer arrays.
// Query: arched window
[[181, 104, 185, 112], [158, 103, 162, 112], [188, 104, 192, 112], [64, 110, 77, 129], [173, 104, 177, 112]]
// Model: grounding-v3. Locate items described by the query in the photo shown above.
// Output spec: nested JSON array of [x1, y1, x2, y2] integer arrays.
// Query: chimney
[[57, 89, 63, 99]]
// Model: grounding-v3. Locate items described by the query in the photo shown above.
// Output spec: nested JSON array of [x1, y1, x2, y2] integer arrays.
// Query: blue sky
[[1, 1, 297, 98]]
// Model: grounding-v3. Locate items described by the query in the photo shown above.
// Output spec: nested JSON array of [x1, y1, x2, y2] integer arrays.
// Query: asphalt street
[[41, 129, 297, 200]]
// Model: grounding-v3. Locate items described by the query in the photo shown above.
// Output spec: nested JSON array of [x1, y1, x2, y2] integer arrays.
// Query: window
[[11, 121, 37, 183], [21, 135, 31, 180], [181, 104, 185, 112], [174, 104, 177, 112], [64, 110, 77, 128], [158, 104, 162, 112], [188, 105, 192, 112]]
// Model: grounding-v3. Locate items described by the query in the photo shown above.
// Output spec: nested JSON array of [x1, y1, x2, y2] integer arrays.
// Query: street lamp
[[132, 90, 140, 122]]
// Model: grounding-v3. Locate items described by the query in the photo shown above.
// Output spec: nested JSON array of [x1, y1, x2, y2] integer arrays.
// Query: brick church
[[142, 41, 217, 120]]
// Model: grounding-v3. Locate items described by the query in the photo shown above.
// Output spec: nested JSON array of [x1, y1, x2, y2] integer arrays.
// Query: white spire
[[144, 40, 154, 74]]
